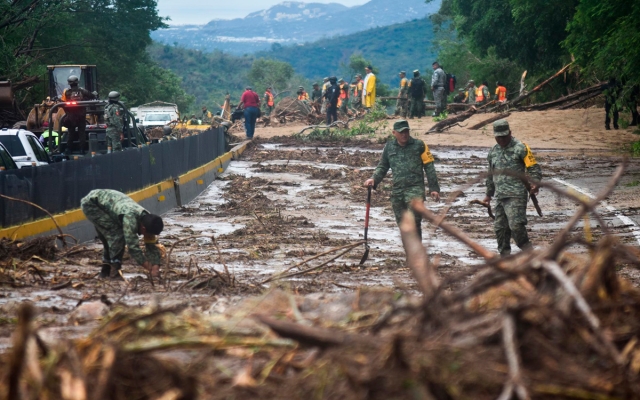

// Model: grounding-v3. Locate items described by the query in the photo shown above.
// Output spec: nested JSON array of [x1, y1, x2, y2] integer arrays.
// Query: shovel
[[359, 186, 372, 265]]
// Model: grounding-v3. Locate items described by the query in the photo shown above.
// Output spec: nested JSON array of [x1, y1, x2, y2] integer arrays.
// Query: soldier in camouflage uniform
[[365, 120, 440, 239], [81, 189, 164, 279], [395, 71, 409, 117], [431, 61, 447, 116], [104, 91, 123, 152], [482, 119, 542, 256]]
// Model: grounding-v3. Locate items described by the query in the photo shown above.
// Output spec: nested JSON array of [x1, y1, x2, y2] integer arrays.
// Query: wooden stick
[[509, 63, 573, 106], [498, 314, 530, 400], [468, 112, 511, 130], [558, 90, 602, 110], [399, 211, 438, 298], [427, 107, 477, 133], [411, 200, 497, 261], [254, 314, 345, 347], [263, 244, 359, 283], [539, 260, 623, 365], [262, 241, 365, 283], [0, 194, 67, 247]]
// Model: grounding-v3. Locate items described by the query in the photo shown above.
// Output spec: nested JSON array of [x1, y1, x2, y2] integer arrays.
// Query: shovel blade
[[359, 245, 370, 265]]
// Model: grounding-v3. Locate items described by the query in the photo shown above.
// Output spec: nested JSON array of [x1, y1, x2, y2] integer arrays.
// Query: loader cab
[[47, 65, 98, 99]]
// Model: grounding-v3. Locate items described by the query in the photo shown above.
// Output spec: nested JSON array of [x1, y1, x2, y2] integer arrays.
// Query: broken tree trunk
[[509, 63, 573, 107], [558, 90, 603, 110], [468, 112, 511, 130], [427, 107, 476, 133], [521, 83, 607, 111]]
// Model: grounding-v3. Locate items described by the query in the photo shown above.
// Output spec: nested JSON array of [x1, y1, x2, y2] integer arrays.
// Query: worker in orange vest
[[297, 86, 309, 101], [475, 81, 490, 105], [263, 87, 275, 116], [338, 78, 350, 115], [495, 82, 507, 103]]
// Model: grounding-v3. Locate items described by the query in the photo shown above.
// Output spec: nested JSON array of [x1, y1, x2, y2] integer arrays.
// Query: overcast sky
[[157, 0, 369, 25]]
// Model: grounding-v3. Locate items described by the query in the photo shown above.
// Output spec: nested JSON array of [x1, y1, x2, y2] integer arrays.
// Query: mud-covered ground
[[1, 137, 639, 351]]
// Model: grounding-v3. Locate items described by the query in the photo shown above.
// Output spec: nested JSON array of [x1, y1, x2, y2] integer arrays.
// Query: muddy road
[[1, 138, 639, 349]]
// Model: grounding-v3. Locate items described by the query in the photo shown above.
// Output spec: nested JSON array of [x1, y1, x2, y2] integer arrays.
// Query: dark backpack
[[410, 78, 425, 98], [445, 73, 456, 95]]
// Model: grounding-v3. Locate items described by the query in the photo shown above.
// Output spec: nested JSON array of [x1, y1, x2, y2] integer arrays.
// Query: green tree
[[564, 0, 640, 87], [247, 59, 295, 94]]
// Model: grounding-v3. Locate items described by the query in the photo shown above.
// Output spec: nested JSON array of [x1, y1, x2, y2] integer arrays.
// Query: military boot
[[109, 262, 123, 280], [99, 263, 111, 279]]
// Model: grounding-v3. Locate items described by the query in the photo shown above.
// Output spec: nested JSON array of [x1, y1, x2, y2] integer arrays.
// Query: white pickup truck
[[0, 128, 51, 168], [136, 101, 180, 129]]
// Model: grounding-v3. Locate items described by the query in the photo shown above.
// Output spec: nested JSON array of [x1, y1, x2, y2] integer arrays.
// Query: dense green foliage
[[564, 0, 640, 88], [0, 0, 193, 116], [432, 0, 640, 149]]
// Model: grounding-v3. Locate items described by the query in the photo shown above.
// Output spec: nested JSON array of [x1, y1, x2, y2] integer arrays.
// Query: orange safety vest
[[265, 92, 274, 107], [352, 81, 362, 97], [298, 92, 308, 101], [339, 83, 349, 99], [496, 86, 507, 102], [476, 85, 486, 102]]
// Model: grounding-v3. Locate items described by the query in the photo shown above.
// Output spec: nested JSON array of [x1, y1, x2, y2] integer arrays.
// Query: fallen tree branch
[[468, 112, 511, 130], [521, 83, 607, 111], [427, 107, 477, 133], [0, 194, 68, 248], [509, 63, 573, 107], [399, 211, 439, 298]]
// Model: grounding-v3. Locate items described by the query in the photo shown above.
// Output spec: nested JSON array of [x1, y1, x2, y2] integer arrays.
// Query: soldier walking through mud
[[364, 120, 440, 239], [104, 91, 123, 153], [482, 119, 542, 256], [61, 75, 95, 154], [431, 62, 446, 116], [81, 189, 164, 279]]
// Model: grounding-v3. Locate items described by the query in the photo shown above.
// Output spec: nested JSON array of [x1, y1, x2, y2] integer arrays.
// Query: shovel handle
[[364, 186, 372, 240]]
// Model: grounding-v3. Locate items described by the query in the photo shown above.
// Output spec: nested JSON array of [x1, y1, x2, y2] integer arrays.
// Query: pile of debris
[[2, 164, 640, 399]]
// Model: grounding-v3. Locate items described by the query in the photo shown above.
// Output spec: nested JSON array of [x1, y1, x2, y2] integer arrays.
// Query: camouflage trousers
[[340, 98, 349, 114], [410, 97, 424, 118], [106, 128, 122, 152], [391, 187, 425, 239], [433, 87, 446, 115], [264, 105, 273, 116], [321, 99, 328, 114], [494, 197, 531, 256], [81, 197, 126, 263], [395, 97, 408, 117]]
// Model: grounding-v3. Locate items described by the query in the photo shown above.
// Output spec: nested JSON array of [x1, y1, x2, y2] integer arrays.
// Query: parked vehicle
[[136, 102, 179, 129], [0, 142, 18, 170], [0, 128, 51, 168]]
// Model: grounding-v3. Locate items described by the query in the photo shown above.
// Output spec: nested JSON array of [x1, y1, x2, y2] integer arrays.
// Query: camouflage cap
[[338, 78, 345, 82], [413, 69, 419, 74], [299, 86, 304, 89], [393, 120, 410, 133], [493, 119, 511, 136], [399, 71, 406, 75], [356, 74, 362, 78], [323, 77, 329, 81], [312, 82, 319, 86], [458, 88, 464, 92], [467, 80, 475, 84]]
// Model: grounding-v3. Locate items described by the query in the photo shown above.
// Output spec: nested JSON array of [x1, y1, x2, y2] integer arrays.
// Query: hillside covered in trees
[[0, 0, 194, 118]]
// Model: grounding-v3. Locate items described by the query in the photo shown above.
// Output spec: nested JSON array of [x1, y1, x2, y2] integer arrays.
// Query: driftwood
[[521, 82, 607, 111], [468, 112, 511, 130], [427, 107, 476, 133]]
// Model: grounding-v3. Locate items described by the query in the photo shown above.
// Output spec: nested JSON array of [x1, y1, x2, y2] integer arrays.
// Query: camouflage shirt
[[104, 103, 124, 132], [431, 68, 446, 88], [83, 189, 162, 265], [372, 137, 440, 194], [486, 137, 542, 199], [311, 89, 323, 102]]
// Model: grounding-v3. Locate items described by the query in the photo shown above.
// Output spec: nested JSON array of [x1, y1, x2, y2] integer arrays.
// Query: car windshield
[[0, 135, 26, 156], [146, 114, 171, 122], [0, 145, 18, 169]]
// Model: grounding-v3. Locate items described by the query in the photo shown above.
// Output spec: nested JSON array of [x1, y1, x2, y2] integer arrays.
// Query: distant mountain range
[[151, 0, 441, 54]]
